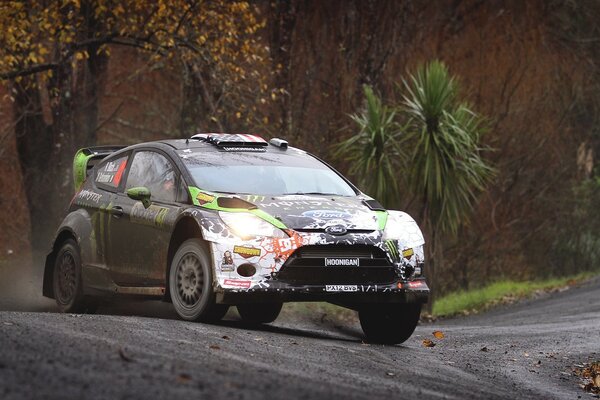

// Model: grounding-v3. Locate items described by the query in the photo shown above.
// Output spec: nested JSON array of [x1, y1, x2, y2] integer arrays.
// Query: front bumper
[[215, 279, 429, 305]]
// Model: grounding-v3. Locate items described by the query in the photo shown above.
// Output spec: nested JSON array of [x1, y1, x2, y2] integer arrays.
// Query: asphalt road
[[0, 268, 598, 399]]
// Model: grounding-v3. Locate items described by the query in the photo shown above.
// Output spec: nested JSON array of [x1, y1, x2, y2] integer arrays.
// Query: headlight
[[382, 220, 404, 241], [219, 212, 286, 239], [381, 211, 424, 245]]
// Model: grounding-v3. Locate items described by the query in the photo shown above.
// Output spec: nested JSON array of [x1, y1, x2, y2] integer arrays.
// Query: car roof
[[159, 138, 298, 154]]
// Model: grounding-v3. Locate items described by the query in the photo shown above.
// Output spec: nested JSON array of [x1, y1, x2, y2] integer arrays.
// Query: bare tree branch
[[0, 63, 58, 80]]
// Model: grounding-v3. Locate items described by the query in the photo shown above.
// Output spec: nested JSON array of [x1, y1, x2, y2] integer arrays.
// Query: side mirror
[[127, 187, 151, 208]]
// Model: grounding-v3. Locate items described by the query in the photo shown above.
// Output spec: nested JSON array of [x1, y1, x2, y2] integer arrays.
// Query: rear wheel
[[169, 239, 229, 322], [359, 303, 422, 344], [237, 302, 283, 324], [53, 239, 96, 313]]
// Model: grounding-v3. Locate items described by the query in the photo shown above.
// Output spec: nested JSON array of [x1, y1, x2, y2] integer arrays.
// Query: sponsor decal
[[385, 240, 400, 262], [95, 159, 128, 186], [325, 258, 359, 267], [325, 285, 358, 292], [325, 225, 347, 235], [221, 250, 234, 272], [96, 172, 114, 183], [402, 248, 414, 259], [104, 160, 123, 172], [223, 279, 252, 288], [302, 210, 352, 219], [272, 232, 304, 259], [233, 245, 261, 259], [196, 192, 215, 205], [131, 204, 169, 227], [78, 189, 102, 204]]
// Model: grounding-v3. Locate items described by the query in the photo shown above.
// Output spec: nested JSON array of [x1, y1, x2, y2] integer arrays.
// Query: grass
[[432, 271, 598, 317], [261, 272, 599, 323]]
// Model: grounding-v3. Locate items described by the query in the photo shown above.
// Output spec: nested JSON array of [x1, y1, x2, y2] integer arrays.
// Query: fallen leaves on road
[[432, 331, 445, 339], [574, 361, 600, 395], [221, 335, 230, 340], [118, 348, 133, 362], [480, 346, 488, 352], [209, 344, 221, 350], [177, 373, 192, 383], [422, 339, 436, 348]]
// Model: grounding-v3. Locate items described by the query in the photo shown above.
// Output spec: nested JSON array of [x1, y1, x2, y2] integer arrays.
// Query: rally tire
[[169, 239, 229, 322], [359, 303, 422, 345], [52, 239, 96, 313], [237, 302, 283, 324]]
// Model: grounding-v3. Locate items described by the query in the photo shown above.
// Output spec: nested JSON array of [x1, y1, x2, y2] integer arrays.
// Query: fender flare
[[43, 209, 93, 299]]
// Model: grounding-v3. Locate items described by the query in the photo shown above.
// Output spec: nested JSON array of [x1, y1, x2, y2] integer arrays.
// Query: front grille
[[275, 244, 397, 285], [292, 244, 384, 258]]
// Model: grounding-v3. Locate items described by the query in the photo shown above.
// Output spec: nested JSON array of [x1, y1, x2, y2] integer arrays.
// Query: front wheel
[[359, 303, 422, 344], [237, 302, 283, 324], [169, 239, 229, 322]]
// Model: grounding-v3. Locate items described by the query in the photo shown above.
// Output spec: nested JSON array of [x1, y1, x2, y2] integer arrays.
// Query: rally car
[[43, 133, 429, 344]]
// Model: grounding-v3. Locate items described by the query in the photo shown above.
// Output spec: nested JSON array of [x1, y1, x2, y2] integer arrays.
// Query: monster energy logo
[[385, 240, 400, 262], [131, 204, 169, 228]]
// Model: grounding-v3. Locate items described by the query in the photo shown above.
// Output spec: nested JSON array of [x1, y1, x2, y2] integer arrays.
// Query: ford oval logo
[[325, 225, 347, 235], [303, 210, 352, 219]]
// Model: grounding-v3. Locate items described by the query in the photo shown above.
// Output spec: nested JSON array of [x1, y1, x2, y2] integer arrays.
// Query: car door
[[107, 149, 183, 286], [89, 152, 130, 270]]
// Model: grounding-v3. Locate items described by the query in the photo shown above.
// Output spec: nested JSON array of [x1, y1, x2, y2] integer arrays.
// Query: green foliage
[[432, 272, 597, 317], [550, 176, 600, 273], [401, 61, 495, 234], [335, 85, 404, 207], [336, 62, 494, 238]]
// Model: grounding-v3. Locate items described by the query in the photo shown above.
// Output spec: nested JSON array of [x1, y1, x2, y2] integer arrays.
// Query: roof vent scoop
[[269, 138, 288, 149]]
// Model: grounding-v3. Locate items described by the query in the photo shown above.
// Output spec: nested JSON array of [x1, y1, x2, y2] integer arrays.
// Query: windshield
[[179, 149, 357, 196]]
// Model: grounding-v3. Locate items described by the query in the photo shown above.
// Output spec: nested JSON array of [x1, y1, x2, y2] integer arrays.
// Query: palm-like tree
[[401, 60, 495, 295], [402, 61, 494, 234], [335, 85, 404, 207], [336, 63, 494, 301]]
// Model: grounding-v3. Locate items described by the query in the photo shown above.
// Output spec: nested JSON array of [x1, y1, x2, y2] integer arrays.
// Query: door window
[[126, 151, 177, 203]]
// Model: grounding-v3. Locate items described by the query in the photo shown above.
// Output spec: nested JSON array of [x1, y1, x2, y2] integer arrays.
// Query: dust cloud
[[0, 255, 55, 312]]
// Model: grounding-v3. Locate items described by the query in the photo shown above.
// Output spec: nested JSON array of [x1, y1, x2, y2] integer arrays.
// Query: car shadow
[[93, 299, 367, 343], [211, 319, 364, 343]]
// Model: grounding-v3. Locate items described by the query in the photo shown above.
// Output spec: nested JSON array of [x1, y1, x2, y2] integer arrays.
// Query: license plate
[[325, 285, 358, 292], [324, 257, 359, 266]]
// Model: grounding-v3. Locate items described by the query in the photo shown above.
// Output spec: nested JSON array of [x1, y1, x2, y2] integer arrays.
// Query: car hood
[[248, 194, 381, 231]]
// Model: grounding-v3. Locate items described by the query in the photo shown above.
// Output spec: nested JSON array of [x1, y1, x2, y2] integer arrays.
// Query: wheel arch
[[43, 209, 93, 299], [43, 228, 78, 299], [165, 216, 209, 302]]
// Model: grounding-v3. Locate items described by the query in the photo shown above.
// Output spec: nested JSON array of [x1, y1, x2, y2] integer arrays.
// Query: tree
[[0, 1, 268, 251], [336, 61, 494, 300], [334, 85, 404, 207], [400, 60, 495, 296]]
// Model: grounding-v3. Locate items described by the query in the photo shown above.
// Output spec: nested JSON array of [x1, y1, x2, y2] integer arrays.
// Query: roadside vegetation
[[432, 271, 599, 318], [336, 61, 495, 302], [282, 271, 599, 324]]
